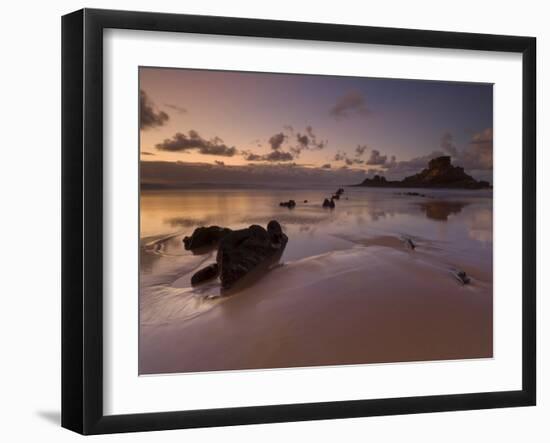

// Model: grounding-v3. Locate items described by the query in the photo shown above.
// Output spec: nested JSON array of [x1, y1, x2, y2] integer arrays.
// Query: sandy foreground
[[139, 240, 492, 375]]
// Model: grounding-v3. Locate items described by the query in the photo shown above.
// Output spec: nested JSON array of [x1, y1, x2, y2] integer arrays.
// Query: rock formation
[[356, 156, 491, 189], [216, 221, 288, 290]]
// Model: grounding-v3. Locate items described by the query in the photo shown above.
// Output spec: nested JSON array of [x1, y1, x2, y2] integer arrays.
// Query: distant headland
[[354, 156, 491, 189]]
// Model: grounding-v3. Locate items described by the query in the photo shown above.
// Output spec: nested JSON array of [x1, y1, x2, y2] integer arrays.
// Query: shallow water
[[141, 186, 492, 283], [139, 186, 493, 374]]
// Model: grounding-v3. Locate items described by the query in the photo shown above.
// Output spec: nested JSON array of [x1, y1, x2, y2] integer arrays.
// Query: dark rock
[[356, 156, 491, 189], [332, 194, 340, 200], [303, 200, 308, 203], [183, 226, 232, 251], [279, 200, 296, 208], [322, 198, 335, 209], [402, 192, 426, 197], [216, 221, 288, 290], [335, 188, 344, 195], [191, 263, 220, 286], [402, 237, 415, 250], [452, 269, 471, 285]]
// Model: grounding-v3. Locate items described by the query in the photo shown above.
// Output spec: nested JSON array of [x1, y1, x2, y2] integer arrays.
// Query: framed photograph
[[62, 8, 536, 434]]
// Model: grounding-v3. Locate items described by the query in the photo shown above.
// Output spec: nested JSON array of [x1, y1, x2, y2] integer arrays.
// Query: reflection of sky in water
[[140, 187, 492, 278]]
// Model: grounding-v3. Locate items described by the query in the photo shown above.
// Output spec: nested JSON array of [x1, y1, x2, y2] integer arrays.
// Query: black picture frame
[[62, 8, 536, 435]]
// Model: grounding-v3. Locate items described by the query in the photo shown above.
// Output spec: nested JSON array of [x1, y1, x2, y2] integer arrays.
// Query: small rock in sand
[[452, 269, 471, 285], [402, 237, 416, 250], [323, 198, 335, 209], [279, 200, 296, 208]]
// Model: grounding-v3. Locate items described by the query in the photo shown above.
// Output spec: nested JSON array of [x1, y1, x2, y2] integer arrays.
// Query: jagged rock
[[322, 198, 335, 209], [183, 226, 232, 251], [279, 200, 296, 208], [216, 221, 288, 290], [191, 263, 220, 286], [402, 237, 416, 250], [452, 269, 471, 285]]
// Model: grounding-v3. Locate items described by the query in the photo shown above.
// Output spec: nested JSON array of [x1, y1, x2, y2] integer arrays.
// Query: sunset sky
[[139, 67, 493, 186]]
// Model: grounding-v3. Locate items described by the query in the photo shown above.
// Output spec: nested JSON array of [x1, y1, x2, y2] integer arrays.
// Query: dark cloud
[[268, 132, 285, 150], [141, 161, 367, 187], [355, 145, 368, 157], [291, 126, 327, 155], [333, 151, 346, 162], [322, 163, 331, 169], [140, 90, 169, 130], [242, 149, 294, 162], [334, 150, 364, 166], [329, 91, 370, 119], [214, 160, 225, 166], [164, 103, 187, 114], [243, 151, 263, 161], [366, 149, 388, 166], [155, 130, 237, 157], [264, 150, 294, 162], [296, 133, 309, 147]]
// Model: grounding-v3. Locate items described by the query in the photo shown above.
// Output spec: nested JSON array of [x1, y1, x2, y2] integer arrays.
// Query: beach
[[139, 186, 493, 374]]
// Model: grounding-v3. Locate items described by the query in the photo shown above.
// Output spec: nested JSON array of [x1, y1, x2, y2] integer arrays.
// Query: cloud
[[141, 161, 367, 187], [164, 103, 187, 114], [296, 133, 309, 147], [440, 131, 458, 156], [439, 128, 493, 171], [322, 163, 331, 169], [141, 151, 155, 156], [262, 126, 328, 158], [334, 150, 364, 166], [243, 151, 263, 161], [462, 128, 493, 170], [155, 130, 237, 157], [214, 160, 225, 166], [366, 149, 388, 165], [291, 126, 327, 155], [329, 91, 370, 119], [268, 132, 285, 150], [355, 145, 368, 157], [264, 150, 294, 162], [140, 90, 169, 130], [333, 151, 346, 162], [243, 149, 294, 162]]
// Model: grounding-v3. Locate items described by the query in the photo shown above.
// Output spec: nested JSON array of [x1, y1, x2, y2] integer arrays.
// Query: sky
[[139, 67, 493, 186]]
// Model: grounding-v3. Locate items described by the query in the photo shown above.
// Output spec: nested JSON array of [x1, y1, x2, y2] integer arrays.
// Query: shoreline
[[140, 243, 492, 375], [139, 186, 493, 375]]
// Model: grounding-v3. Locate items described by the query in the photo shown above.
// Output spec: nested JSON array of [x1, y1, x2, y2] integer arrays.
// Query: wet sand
[[139, 187, 493, 374]]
